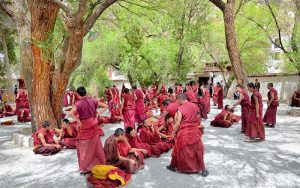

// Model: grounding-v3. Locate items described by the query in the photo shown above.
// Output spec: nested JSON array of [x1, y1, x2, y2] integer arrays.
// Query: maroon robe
[[212, 85, 219, 105], [291, 91, 300, 107], [139, 126, 172, 157], [217, 87, 223, 109], [263, 88, 279, 125], [203, 88, 211, 113], [133, 89, 146, 124], [197, 96, 207, 119], [247, 90, 265, 140], [126, 134, 152, 157], [175, 86, 183, 95], [17, 108, 31, 123], [210, 110, 231, 128], [164, 101, 180, 118], [240, 89, 250, 132], [171, 102, 205, 173], [63, 121, 78, 149], [122, 93, 136, 129], [191, 85, 198, 93], [32, 129, 61, 156], [75, 97, 106, 172], [15, 89, 29, 114], [104, 135, 143, 174], [3, 104, 14, 116]]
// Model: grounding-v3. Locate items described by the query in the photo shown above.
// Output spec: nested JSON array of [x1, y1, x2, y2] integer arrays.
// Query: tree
[[0, 0, 117, 130], [208, 0, 249, 88]]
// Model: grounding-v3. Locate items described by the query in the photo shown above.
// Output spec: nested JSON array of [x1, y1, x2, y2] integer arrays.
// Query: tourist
[[232, 85, 251, 133], [166, 94, 208, 176], [263, 83, 279, 128], [121, 88, 136, 129], [32, 120, 62, 156], [68, 86, 106, 174], [104, 128, 144, 174], [245, 83, 265, 142]]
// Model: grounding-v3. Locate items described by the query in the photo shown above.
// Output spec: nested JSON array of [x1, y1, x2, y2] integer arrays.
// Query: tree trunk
[[27, 0, 60, 128], [223, 2, 248, 88], [224, 74, 235, 98], [291, 0, 300, 74], [0, 27, 13, 97]]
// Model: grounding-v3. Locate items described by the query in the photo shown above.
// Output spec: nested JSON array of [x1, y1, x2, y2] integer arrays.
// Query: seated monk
[[210, 105, 234, 128], [125, 127, 152, 157], [58, 119, 77, 149], [2, 102, 15, 117], [104, 128, 144, 174], [139, 119, 172, 157], [32, 121, 63, 156], [110, 107, 123, 123], [17, 108, 31, 123], [291, 88, 300, 107], [157, 114, 174, 138]]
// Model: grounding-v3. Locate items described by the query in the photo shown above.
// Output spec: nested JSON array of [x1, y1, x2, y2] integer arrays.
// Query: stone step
[[12, 133, 33, 147]]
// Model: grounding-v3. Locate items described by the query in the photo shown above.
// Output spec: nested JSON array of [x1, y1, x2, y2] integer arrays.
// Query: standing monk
[[166, 94, 208, 176], [68, 87, 107, 174], [216, 82, 223, 109], [245, 83, 265, 142], [202, 85, 211, 113], [132, 85, 146, 124], [121, 88, 136, 129], [232, 85, 251, 133], [263, 83, 279, 128]]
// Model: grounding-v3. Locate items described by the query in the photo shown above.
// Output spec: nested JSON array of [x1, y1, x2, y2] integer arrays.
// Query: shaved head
[[176, 93, 187, 100]]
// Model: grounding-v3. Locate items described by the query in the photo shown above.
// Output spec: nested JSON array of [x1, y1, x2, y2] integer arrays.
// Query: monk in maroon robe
[[291, 88, 300, 107], [245, 83, 265, 142], [212, 85, 219, 106], [104, 128, 144, 174], [167, 87, 176, 101], [17, 108, 31, 123], [152, 99, 180, 127], [139, 119, 172, 157], [197, 89, 208, 119], [216, 82, 224, 109], [263, 83, 279, 128], [68, 86, 107, 174], [15, 88, 29, 114], [167, 94, 208, 176], [2, 102, 14, 116], [202, 85, 211, 113], [211, 106, 234, 128], [58, 119, 78, 149], [158, 114, 174, 136], [121, 88, 136, 129], [132, 85, 146, 124], [125, 127, 152, 157], [232, 85, 251, 133], [32, 121, 62, 156]]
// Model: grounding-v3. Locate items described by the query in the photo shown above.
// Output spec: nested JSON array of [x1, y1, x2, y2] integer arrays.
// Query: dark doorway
[[198, 77, 210, 85]]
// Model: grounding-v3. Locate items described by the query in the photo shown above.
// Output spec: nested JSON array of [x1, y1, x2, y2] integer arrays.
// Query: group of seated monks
[[0, 101, 31, 123], [210, 105, 240, 128], [32, 119, 78, 155], [104, 119, 174, 174], [0, 102, 15, 118]]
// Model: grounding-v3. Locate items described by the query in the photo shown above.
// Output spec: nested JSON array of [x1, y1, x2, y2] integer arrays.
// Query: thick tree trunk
[[0, 28, 13, 96], [28, 0, 60, 128], [224, 74, 235, 98], [223, 2, 248, 88]]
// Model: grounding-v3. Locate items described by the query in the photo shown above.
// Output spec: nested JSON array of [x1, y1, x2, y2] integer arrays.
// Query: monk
[[58, 119, 77, 149], [197, 88, 208, 119], [210, 105, 234, 128], [139, 119, 172, 157], [245, 83, 265, 142], [232, 85, 251, 133], [216, 82, 223, 109], [203, 85, 211, 113], [167, 87, 176, 101], [17, 108, 31, 123], [152, 99, 180, 122], [32, 121, 62, 156], [175, 84, 183, 95], [191, 81, 198, 93], [291, 88, 300, 107], [68, 86, 107, 174], [263, 83, 279, 128], [125, 127, 152, 157], [212, 84, 219, 106], [2, 102, 14, 117], [132, 85, 146, 124], [121, 88, 136, 129], [166, 94, 208, 176], [104, 128, 144, 174], [158, 114, 174, 136], [15, 87, 29, 114]]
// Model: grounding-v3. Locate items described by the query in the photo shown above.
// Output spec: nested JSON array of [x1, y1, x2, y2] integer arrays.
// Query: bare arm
[[68, 106, 81, 126], [232, 93, 244, 108], [38, 133, 60, 148], [254, 96, 260, 118], [172, 111, 182, 135], [98, 101, 108, 115]]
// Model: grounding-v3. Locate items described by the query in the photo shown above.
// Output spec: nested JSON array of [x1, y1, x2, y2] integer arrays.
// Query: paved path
[[0, 103, 300, 188]]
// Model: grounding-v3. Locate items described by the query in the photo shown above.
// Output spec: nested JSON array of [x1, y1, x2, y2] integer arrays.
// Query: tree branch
[[0, 0, 16, 21], [51, 0, 72, 16], [209, 0, 226, 11], [84, 0, 117, 35]]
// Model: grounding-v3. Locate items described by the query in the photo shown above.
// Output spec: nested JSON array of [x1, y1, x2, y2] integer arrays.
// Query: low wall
[[228, 73, 300, 101]]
